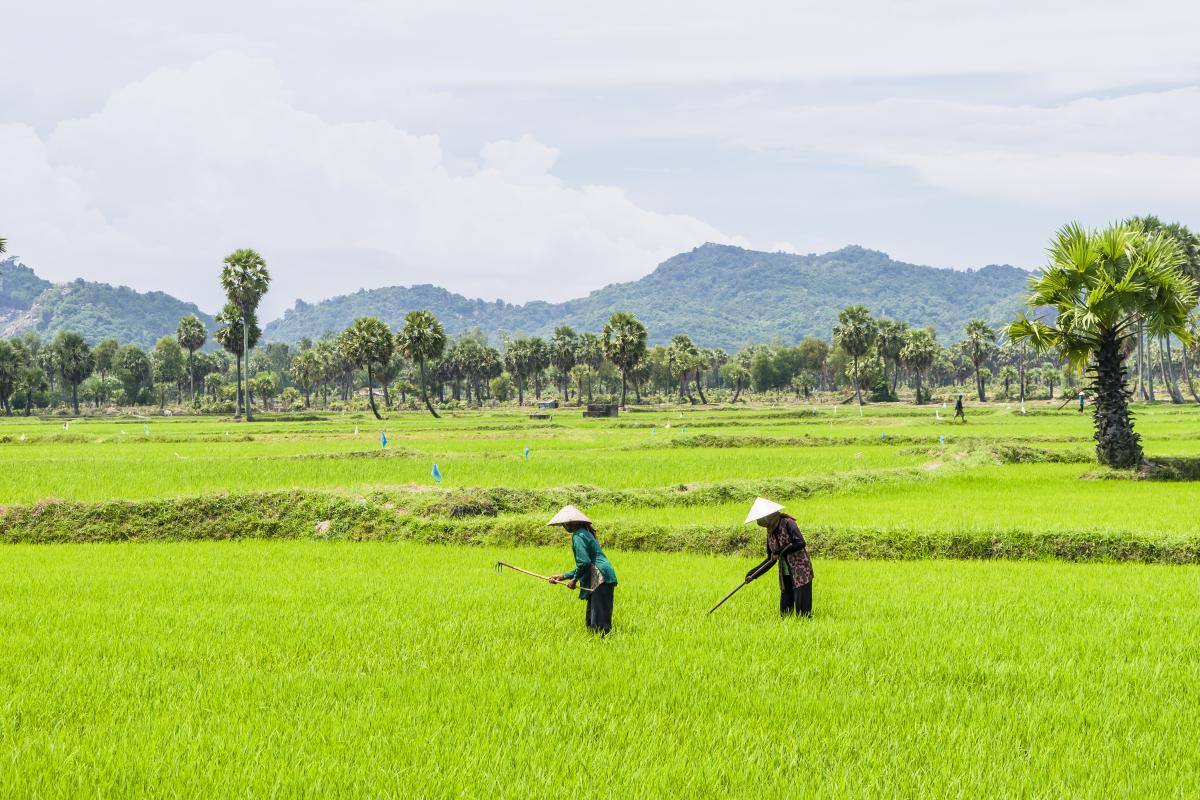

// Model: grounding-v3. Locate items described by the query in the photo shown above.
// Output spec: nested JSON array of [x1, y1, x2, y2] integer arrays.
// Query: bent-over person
[[546, 505, 618, 635], [743, 497, 814, 617]]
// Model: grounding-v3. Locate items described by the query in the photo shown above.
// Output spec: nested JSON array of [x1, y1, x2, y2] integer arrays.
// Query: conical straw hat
[[744, 497, 785, 524], [547, 505, 592, 526]]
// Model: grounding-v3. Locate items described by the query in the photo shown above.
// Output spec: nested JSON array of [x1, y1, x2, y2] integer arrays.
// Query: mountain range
[[264, 244, 1033, 349], [0, 257, 215, 349], [1, 245, 1035, 351]]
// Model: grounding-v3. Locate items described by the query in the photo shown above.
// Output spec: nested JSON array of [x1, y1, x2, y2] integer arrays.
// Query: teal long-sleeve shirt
[[561, 526, 618, 600]]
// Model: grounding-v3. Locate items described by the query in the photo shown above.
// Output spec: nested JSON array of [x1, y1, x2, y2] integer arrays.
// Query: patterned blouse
[[766, 516, 814, 589]]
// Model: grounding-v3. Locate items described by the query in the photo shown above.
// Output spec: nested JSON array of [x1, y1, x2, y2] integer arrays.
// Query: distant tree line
[[1, 220, 1197, 420]]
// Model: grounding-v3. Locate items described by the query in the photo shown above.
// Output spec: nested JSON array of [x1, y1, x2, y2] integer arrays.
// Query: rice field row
[[3, 541, 1199, 798]]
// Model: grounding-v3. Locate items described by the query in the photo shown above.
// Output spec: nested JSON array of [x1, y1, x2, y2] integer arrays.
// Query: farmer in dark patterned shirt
[[743, 497, 814, 617]]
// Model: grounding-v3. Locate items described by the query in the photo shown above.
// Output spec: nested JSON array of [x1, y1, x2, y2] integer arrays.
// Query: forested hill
[[265, 244, 1034, 348], [0, 257, 216, 349]]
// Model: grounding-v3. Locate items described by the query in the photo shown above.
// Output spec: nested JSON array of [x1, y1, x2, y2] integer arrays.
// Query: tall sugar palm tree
[[601, 311, 648, 408], [963, 320, 998, 402], [396, 310, 446, 419], [52, 331, 94, 415], [875, 319, 909, 398], [900, 328, 937, 404], [833, 305, 877, 405], [176, 315, 208, 401], [1008, 222, 1196, 468], [340, 317, 394, 420], [219, 248, 270, 421]]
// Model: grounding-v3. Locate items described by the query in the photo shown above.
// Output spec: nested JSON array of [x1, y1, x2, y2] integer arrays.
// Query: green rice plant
[[1, 541, 1198, 797]]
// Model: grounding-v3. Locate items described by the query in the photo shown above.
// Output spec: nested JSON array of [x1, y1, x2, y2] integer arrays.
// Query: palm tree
[[574, 333, 604, 403], [503, 338, 532, 405], [833, 305, 877, 405], [16, 365, 47, 416], [396, 310, 447, 419], [176, 315, 208, 401], [963, 320, 998, 402], [214, 303, 261, 411], [601, 312, 648, 407], [340, 317, 394, 420], [52, 331, 94, 415], [900, 328, 937, 404], [549, 326, 578, 400], [720, 357, 752, 402], [1008, 222, 1196, 468], [1127, 216, 1200, 403], [875, 319, 909, 398], [218, 248, 270, 421]]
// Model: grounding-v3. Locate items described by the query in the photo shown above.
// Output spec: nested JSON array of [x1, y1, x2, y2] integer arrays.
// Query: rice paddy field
[[2, 401, 1200, 797]]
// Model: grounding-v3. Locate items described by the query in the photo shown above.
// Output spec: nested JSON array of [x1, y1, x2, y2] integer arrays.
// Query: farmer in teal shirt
[[547, 505, 618, 635]]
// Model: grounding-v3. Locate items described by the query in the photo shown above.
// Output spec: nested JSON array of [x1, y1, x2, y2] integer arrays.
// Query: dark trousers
[[585, 583, 615, 635], [780, 580, 812, 617]]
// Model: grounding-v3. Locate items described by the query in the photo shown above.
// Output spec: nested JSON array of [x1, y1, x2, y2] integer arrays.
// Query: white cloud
[[0, 52, 739, 317], [713, 89, 1200, 210]]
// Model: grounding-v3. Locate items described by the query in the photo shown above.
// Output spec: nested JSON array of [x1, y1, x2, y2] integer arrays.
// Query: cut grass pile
[[2, 541, 1199, 798]]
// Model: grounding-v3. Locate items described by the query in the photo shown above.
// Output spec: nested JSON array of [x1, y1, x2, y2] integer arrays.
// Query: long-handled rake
[[496, 560, 597, 594]]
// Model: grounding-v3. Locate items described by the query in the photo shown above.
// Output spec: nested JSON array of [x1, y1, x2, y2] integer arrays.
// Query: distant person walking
[[547, 506, 618, 635], [954, 394, 966, 423], [742, 497, 814, 617], [1078, 391, 1086, 413]]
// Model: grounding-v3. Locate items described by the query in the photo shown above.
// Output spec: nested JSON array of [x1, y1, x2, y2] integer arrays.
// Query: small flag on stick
[[381, 431, 388, 449], [431, 463, 442, 483], [524, 446, 530, 459]]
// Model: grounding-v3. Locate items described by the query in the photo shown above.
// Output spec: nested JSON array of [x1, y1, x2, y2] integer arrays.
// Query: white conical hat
[[744, 497, 785, 524], [547, 505, 592, 526]]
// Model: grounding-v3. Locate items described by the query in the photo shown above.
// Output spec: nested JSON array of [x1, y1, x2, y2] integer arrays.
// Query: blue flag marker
[[939, 435, 945, 446], [381, 430, 388, 449], [881, 432, 887, 440], [651, 426, 657, 435], [432, 463, 442, 483], [524, 446, 530, 459], [144, 424, 149, 436], [682, 425, 686, 433]]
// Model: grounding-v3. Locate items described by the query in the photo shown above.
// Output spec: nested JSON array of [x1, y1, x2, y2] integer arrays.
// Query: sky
[[2, 1, 1199, 320]]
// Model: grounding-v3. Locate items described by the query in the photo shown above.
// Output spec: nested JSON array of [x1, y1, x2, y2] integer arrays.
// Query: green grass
[[2, 540, 1199, 798], [2, 402, 1198, 551]]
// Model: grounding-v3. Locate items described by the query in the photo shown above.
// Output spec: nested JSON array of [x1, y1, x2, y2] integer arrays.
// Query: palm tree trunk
[[235, 354, 244, 419], [72, 383, 80, 415], [1135, 322, 1146, 399], [1147, 337, 1157, 401], [367, 365, 382, 420], [1091, 330, 1142, 469], [694, 371, 708, 404], [417, 359, 440, 419], [1180, 347, 1200, 403], [732, 381, 742, 403], [853, 356, 862, 405], [620, 373, 627, 407], [1163, 336, 1183, 403], [243, 313, 254, 422], [914, 373, 923, 405]]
